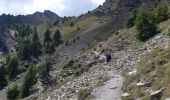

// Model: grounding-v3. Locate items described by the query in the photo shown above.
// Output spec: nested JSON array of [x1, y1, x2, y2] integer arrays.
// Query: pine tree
[[0, 65, 8, 90], [53, 30, 62, 46], [31, 27, 42, 57], [20, 63, 37, 98], [44, 29, 52, 44], [18, 39, 31, 60], [7, 54, 19, 79]]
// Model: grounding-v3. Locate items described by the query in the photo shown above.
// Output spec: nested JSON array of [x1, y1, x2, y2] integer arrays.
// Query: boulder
[[136, 81, 152, 87], [150, 88, 164, 100], [122, 92, 131, 97]]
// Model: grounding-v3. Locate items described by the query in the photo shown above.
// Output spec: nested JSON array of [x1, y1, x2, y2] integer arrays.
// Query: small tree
[[7, 85, 19, 100], [53, 30, 62, 46], [44, 29, 53, 54], [0, 65, 8, 90], [7, 54, 19, 79], [135, 5, 158, 41], [43, 29, 52, 44], [18, 39, 31, 60], [20, 64, 37, 98], [39, 60, 52, 85]]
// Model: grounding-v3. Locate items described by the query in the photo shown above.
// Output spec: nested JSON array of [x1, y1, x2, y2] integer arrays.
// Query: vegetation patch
[[78, 88, 91, 100], [122, 46, 170, 99]]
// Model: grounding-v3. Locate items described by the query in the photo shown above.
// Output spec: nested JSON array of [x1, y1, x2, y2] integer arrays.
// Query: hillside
[[0, 0, 170, 100]]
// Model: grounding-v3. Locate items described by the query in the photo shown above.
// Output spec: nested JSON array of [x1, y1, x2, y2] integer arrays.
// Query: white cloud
[[91, 0, 105, 5], [0, 0, 105, 16]]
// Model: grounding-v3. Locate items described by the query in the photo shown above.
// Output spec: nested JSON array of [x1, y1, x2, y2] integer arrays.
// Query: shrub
[[154, 1, 169, 23], [7, 85, 19, 100], [135, 5, 158, 41]]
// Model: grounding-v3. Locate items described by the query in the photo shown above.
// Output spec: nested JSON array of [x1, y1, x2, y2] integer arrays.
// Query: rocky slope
[[0, 29, 18, 53]]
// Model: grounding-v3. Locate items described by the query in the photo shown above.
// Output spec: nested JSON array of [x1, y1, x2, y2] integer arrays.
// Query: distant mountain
[[0, 10, 61, 25]]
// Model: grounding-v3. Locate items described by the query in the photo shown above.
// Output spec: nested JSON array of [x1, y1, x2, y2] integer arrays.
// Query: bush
[[154, 1, 169, 23], [135, 5, 158, 41], [7, 85, 19, 100]]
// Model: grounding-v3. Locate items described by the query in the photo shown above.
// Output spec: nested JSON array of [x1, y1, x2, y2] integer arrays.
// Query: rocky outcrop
[[0, 29, 18, 53], [93, 0, 168, 17]]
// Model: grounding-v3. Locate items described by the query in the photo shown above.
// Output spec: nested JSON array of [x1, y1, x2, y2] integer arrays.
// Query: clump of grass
[[78, 88, 91, 100], [63, 60, 75, 69]]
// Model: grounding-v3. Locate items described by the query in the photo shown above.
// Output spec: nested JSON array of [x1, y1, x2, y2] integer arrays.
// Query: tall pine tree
[[53, 30, 62, 46], [20, 63, 37, 98], [31, 27, 42, 57]]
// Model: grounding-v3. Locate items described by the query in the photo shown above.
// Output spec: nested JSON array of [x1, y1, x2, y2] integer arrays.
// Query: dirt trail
[[92, 67, 123, 100], [91, 33, 170, 100]]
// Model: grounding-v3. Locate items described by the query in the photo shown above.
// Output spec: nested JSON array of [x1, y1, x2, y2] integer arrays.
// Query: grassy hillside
[[36, 16, 98, 40]]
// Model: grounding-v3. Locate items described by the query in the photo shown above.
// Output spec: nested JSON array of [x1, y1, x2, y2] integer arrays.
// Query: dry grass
[[122, 46, 170, 99]]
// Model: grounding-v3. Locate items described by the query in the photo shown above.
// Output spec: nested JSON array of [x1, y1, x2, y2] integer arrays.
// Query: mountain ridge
[[0, 10, 61, 25]]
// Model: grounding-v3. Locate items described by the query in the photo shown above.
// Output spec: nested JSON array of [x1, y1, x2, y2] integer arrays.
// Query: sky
[[0, 0, 105, 16]]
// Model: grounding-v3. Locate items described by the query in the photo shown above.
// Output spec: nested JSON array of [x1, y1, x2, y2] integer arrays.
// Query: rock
[[136, 81, 152, 87], [150, 89, 164, 100], [122, 92, 131, 97], [128, 70, 137, 75], [110, 86, 117, 89], [0, 30, 18, 53]]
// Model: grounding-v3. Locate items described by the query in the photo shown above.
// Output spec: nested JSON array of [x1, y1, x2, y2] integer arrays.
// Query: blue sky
[[0, 0, 105, 16]]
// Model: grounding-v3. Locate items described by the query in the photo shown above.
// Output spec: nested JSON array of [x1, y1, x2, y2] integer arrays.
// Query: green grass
[[78, 88, 91, 100], [36, 16, 98, 40]]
